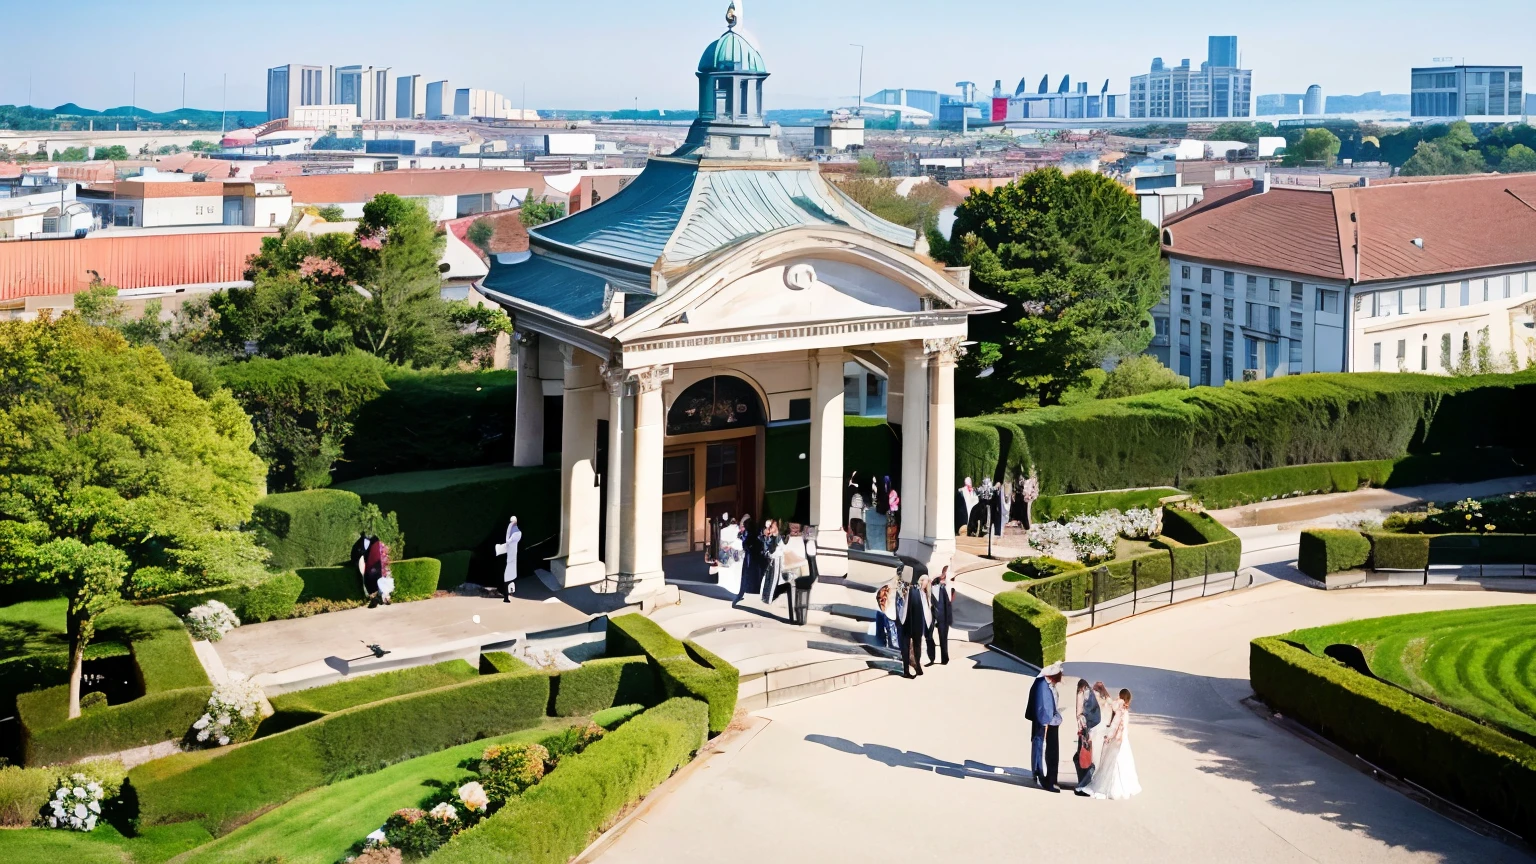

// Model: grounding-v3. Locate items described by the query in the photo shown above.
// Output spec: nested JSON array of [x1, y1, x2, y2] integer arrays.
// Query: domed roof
[[699, 29, 766, 75]]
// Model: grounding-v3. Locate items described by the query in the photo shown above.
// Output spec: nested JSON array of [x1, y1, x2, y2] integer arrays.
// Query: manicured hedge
[[992, 591, 1067, 667], [153, 571, 304, 623], [1186, 460, 1396, 509], [606, 613, 738, 736], [1032, 487, 1180, 521], [130, 663, 552, 834], [553, 656, 656, 717], [263, 659, 481, 729], [960, 371, 1536, 496], [1367, 532, 1431, 570], [431, 698, 708, 864], [1250, 637, 1536, 841], [336, 463, 559, 563], [17, 606, 212, 766], [437, 550, 473, 592], [333, 369, 518, 483], [1298, 529, 1372, 580], [1159, 508, 1242, 579], [389, 558, 440, 602], [480, 651, 531, 675], [294, 557, 439, 603], [250, 489, 387, 570]]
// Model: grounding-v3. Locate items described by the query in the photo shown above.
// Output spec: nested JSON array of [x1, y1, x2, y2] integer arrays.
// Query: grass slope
[[0, 822, 212, 864], [176, 721, 566, 864], [1285, 605, 1536, 738]]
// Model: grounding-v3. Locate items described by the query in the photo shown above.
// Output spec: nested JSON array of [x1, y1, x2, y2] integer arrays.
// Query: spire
[[679, 2, 780, 159]]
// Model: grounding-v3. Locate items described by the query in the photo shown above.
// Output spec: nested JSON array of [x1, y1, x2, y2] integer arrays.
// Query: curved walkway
[[592, 581, 1536, 864]]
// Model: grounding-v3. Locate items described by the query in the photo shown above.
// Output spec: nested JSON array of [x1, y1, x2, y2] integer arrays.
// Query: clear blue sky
[[4, 0, 1532, 113]]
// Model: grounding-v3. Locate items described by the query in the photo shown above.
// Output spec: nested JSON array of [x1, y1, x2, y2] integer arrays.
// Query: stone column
[[809, 348, 849, 576], [601, 362, 631, 579], [619, 364, 672, 599], [512, 333, 544, 468], [924, 338, 964, 563], [551, 345, 605, 588], [898, 343, 929, 558]]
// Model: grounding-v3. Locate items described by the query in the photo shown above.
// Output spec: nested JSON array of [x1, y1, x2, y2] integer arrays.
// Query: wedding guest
[[956, 477, 978, 535], [866, 476, 889, 553], [874, 582, 898, 649], [886, 478, 901, 551], [363, 535, 387, 607], [896, 569, 930, 678], [847, 473, 866, 546], [759, 520, 785, 605], [928, 566, 955, 665], [494, 517, 520, 603], [1025, 662, 1064, 792], [738, 514, 759, 602], [718, 516, 744, 599], [1072, 679, 1103, 795]]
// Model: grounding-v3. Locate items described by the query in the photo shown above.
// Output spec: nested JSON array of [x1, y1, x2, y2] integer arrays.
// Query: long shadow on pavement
[[1062, 661, 1529, 862], [805, 735, 1038, 789]]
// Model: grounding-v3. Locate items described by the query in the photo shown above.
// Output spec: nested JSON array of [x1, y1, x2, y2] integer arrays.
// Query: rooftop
[[1162, 173, 1536, 284], [280, 169, 546, 204]]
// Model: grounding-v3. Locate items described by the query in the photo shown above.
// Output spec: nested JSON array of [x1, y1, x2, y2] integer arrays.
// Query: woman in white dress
[[717, 516, 743, 597], [1085, 688, 1142, 800]]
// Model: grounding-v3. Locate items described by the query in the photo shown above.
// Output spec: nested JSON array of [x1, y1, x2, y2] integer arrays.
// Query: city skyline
[[1, 0, 1531, 115]]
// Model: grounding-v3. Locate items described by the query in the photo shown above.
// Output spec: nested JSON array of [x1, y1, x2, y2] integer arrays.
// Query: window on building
[[1482, 279, 1490, 302], [1223, 298, 1234, 320], [1372, 342, 1381, 371], [1290, 311, 1303, 337], [1181, 291, 1192, 312], [1181, 265, 1190, 280], [1268, 279, 1280, 302], [1381, 290, 1398, 317], [1246, 274, 1257, 298], [1421, 343, 1429, 371], [1316, 289, 1339, 314], [1291, 281, 1304, 307], [1223, 328, 1234, 380], [1201, 294, 1212, 317], [1201, 267, 1212, 284], [1418, 285, 1428, 312], [1223, 271, 1235, 290], [1460, 280, 1471, 306], [1288, 337, 1302, 365], [1396, 339, 1406, 370], [1441, 333, 1453, 371], [705, 442, 739, 490], [1438, 284, 1447, 309], [1155, 316, 1170, 337], [1267, 305, 1280, 333], [1245, 337, 1259, 371], [662, 454, 693, 496]]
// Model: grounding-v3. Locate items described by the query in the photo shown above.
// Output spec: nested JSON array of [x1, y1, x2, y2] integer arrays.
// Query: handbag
[[1076, 728, 1093, 770]]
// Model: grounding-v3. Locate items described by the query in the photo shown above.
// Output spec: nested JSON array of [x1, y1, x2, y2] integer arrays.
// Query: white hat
[[1040, 662, 1063, 677]]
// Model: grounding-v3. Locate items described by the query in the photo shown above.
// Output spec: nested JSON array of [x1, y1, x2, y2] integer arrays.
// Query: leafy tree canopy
[[1098, 353, 1189, 400], [1281, 128, 1341, 167], [520, 198, 566, 227], [944, 168, 1164, 410], [1499, 143, 1536, 174], [94, 145, 131, 161], [836, 177, 959, 235]]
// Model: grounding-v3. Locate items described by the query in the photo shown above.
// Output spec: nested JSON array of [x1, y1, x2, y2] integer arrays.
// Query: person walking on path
[[788, 526, 818, 625], [895, 569, 930, 678], [1025, 662, 1064, 792], [1072, 678, 1103, 795], [494, 516, 521, 603], [928, 565, 954, 665]]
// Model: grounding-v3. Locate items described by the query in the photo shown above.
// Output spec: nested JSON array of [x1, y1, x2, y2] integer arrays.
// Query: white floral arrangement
[[192, 674, 264, 746], [184, 600, 240, 642], [428, 802, 458, 822], [47, 774, 105, 831], [1028, 512, 1122, 564], [1120, 507, 1162, 540]]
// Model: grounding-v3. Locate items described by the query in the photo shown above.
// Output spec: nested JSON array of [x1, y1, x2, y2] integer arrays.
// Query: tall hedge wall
[[333, 369, 519, 483], [250, 489, 382, 570], [958, 371, 1536, 496], [1251, 637, 1536, 840]]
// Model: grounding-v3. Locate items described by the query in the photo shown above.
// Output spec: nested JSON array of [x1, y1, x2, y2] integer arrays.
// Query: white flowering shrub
[[1121, 507, 1161, 540], [184, 600, 240, 642], [1028, 507, 1165, 564], [47, 773, 106, 831], [192, 674, 264, 746]]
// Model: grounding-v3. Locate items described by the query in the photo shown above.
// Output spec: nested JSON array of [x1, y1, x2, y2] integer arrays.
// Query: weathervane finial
[[726, 1, 738, 29]]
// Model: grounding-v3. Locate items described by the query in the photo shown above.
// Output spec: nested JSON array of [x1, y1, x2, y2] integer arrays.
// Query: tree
[[1280, 128, 1341, 167], [0, 316, 266, 717], [944, 168, 1164, 409], [467, 216, 496, 255], [519, 198, 566, 227], [188, 140, 219, 153], [93, 145, 131, 161], [1209, 121, 1275, 143], [316, 205, 346, 223], [52, 147, 88, 162], [1400, 137, 1487, 177], [837, 177, 960, 235], [352, 194, 454, 365], [855, 155, 890, 177], [1098, 354, 1189, 400], [1500, 143, 1536, 174]]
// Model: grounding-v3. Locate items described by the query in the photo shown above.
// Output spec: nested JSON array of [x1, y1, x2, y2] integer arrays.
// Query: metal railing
[[1026, 551, 1251, 635]]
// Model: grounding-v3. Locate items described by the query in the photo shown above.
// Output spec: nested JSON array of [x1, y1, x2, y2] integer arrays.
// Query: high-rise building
[[1130, 55, 1252, 119], [333, 65, 394, 121], [1208, 36, 1238, 69], [266, 64, 331, 121], [396, 75, 427, 119], [425, 80, 452, 120], [1303, 85, 1324, 115], [1411, 65, 1523, 120]]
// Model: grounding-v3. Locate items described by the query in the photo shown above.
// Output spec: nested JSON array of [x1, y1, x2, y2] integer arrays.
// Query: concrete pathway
[[1209, 474, 1536, 528], [594, 581, 1536, 864]]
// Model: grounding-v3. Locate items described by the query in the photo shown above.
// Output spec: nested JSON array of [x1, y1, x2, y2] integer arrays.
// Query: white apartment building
[[1410, 65, 1524, 122], [1130, 49, 1252, 120], [1153, 174, 1536, 383], [266, 64, 332, 121], [334, 65, 393, 121], [396, 74, 427, 119]]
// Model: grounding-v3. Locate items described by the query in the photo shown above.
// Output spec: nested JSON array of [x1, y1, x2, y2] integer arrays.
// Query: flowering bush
[[1028, 513, 1119, 564], [184, 600, 240, 642], [456, 781, 489, 814], [46, 773, 105, 831], [1399, 492, 1536, 535], [1121, 507, 1161, 540], [382, 807, 455, 858], [479, 742, 548, 802], [191, 674, 264, 746]]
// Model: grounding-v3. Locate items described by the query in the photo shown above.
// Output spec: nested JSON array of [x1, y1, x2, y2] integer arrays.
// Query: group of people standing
[[956, 476, 1007, 537], [350, 533, 394, 608], [1026, 663, 1141, 799], [872, 565, 955, 678], [846, 472, 899, 552], [712, 516, 819, 625]]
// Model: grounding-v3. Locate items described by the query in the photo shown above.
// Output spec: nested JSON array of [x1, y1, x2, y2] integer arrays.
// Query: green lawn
[[0, 821, 212, 864], [1285, 605, 1536, 738], [260, 660, 481, 736]]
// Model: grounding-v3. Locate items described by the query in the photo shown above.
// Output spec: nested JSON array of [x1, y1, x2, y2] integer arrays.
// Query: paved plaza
[[594, 582, 1536, 864]]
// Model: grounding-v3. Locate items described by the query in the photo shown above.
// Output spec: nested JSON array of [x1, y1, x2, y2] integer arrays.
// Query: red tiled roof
[[1164, 173, 1536, 284], [0, 230, 273, 300], [445, 208, 529, 259], [152, 153, 239, 178], [280, 169, 546, 204], [251, 162, 304, 181]]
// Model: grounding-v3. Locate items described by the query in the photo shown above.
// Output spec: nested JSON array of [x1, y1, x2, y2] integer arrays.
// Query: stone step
[[736, 651, 899, 711]]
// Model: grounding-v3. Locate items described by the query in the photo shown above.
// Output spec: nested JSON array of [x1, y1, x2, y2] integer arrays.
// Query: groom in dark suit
[[1025, 662, 1064, 792]]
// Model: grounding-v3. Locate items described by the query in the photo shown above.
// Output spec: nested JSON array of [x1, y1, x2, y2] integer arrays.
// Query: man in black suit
[[896, 566, 930, 678], [928, 566, 954, 666]]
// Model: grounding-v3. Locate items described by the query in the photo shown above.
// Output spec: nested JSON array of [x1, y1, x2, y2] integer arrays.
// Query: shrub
[[265, 659, 481, 725], [0, 759, 125, 828], [437, 551, 473, 592], [605, 614, 738, 736], [1032, 487, 1179, 521], [478, 742, 547, 802], [295, 565, 361, 602], [1159, 508, 1241, 578], [154, 571, 305, 624], [552, 657, 656, 717], [130, 664, 552, 834], [1020, 568, 1090, 611], [1250, 637, 1536, 841], [430, 698, 707, 864], [336, 464, 558, 562], [250, 489, 403, 570], [992, 591, 1067, 667], [1186, 459, 1397, 509], [183, 601, 239, 642], [1099, 354, 1189, 400], [1367, 532, 1431, 570], [18, 606, 212, 766], [480, 652, 531, 676], [191, 677, 264, 747], [1004, 556, 1078, 582], [1297, 529, 1371, 579], [335, 370, 518, 483], [389, 558, 440, 602]]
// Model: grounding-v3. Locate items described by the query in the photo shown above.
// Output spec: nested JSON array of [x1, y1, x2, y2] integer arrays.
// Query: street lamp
[[850, 44, 865, 114]]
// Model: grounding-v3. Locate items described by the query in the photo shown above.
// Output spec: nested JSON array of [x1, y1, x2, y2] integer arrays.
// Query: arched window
[[667, 375, 764, 436]]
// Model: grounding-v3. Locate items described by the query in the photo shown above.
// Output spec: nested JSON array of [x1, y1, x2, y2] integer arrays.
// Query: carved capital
[[630, 364, 674, 393], [558, 343, 577, 365], [924, 337, 967, 363], [600, 360, 630, 396]]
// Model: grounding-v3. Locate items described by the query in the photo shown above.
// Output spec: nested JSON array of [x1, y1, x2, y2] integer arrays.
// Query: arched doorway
[[662, 376, 766, 556]]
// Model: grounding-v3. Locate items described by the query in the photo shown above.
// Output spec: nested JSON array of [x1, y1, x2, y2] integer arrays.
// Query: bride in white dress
[[1085, 689, 1142, 800], [716, 517, 743, 596]]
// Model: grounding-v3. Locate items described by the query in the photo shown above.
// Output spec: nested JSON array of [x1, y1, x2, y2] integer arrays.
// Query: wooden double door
[[661, 431, 758, 556]]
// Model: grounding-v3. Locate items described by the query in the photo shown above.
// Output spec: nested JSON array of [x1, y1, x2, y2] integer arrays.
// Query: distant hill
[[0, 104, 266, 131]]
